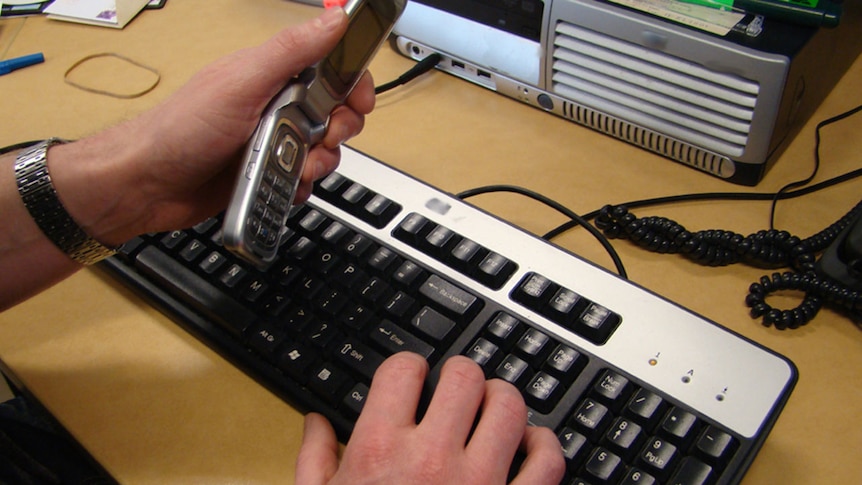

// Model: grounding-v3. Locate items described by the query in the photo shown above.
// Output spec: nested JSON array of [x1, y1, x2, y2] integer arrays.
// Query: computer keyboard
[[101, 146, 796, 484]]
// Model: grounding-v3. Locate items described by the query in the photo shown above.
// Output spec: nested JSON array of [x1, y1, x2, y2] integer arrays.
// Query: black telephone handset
[[817, 207, 862, 290]]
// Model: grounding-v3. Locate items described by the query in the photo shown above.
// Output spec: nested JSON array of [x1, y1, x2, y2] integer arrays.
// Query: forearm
[[0, 123, 154, 311], [0, 8, 365, 312], [0, 146, 80, 311]]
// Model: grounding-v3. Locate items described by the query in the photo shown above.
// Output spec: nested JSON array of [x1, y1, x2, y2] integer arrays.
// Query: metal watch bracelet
[[14, 138, 117, 265]]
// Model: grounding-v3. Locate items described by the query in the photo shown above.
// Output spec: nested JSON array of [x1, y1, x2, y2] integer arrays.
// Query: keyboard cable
[[455, 184, 628, 280]]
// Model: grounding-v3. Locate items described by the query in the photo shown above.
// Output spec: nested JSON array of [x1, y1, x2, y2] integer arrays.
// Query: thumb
[[260, 7, 348, 84], [295, 413, 341, 484]]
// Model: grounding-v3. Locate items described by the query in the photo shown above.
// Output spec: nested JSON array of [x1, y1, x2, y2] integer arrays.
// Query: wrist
[[47, 122, 156, 249], [14, 138, 118, 264]]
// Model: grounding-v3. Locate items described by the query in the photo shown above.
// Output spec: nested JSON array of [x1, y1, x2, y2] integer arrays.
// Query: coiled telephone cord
[[594, 202, 862, 329]]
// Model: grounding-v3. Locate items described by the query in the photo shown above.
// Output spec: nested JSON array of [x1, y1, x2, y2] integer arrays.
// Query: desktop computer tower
[[392, 0, 862, 185]]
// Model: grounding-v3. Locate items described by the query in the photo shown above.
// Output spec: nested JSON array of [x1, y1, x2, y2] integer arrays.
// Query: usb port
[[477, 69, 491, 79], [452, 60, 465, 69]]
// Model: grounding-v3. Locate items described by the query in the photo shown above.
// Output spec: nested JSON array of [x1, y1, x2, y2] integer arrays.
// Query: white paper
[[44, 0, 150, 28]]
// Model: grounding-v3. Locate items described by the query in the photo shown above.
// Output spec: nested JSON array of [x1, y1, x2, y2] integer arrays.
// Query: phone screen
[[322, 0, 392, 94]]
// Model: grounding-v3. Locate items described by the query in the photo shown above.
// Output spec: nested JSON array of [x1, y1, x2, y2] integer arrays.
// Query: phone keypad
[[250, 165, 291, 250]]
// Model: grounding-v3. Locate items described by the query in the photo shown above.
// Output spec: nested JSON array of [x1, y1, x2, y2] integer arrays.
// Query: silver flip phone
[[223, 0, 406, 267]]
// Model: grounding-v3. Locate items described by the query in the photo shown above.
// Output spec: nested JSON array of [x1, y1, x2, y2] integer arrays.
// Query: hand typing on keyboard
[[0, 4, 566, 482], [0, 6, 372, 310], [296, 352, 566, 484]]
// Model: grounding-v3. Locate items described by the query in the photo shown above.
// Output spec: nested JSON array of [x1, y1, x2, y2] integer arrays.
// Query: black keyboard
[[102, 147, 796, 485]]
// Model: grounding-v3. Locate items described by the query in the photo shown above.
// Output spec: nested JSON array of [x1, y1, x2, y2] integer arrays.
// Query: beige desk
[[1, 1, 861, 483]]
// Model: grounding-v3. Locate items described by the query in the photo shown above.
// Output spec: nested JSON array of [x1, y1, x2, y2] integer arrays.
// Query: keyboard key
[[394, 212, 430, 243], [494, 354, 532, 388], [694, 426, 737, 467], [583, 447, 624, 484], [410, 306, 456, 342], [200, 250, 229, 274], [424, 225, 457, 256], [475, 251, 516, 289], [160, 230, 187, 250], [179, 238, 207, 262], [247, 322, 287, 360], [342, 182, 369, 205], [449, 238, 483, 269], [420, 274, 481, 320], [570, 398, 612, 441], [383, 291, 416, 321], [667, 456, 715, 485], [333, 339, 385, 381], [603, 417, 645, 461], [342, 383, 370, 418], [512, 272, 554, 306], [340, 304, 373, 331], [316, 172, 347, 195], [308, 363, 352, 406], [486, 312, 522, 348], [307, 320, 341, 349], [320, 221, 350, 245], [392, 260, 426, 289], [619, 467, 656, 485], [515, 327, 553, 366], [369, 320, 434, 360], [332, 263, 367, 289], [544, 344, 584, 382], [465, 338, 503, 375], [220, 263, 248, 288], [280, 306, 313, 334], [362, 193, 401, 228], [342, 233, 374, 258], [626, 388, 668, 431], [575, 303, 621, 345], [358, 277, 392, 305], [592, 370, 633, 411], [316, 288, 350, 317], [558, 427, 590, 472], [241, 277, 269, 303], [367, 246, 400, 274], [525, 371, 563, 414], [638, 436, 680, 481], [277, 342, 318, 384], [661, 407, 700, 448], [135, 246, 256, 337], [547, 286, 583, 322]]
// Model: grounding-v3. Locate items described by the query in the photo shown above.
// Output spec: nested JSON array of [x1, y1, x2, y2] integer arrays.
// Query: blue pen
[[0, 53, 45, 76]]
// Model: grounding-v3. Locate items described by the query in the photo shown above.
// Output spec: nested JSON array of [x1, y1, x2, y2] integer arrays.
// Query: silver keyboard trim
[[310, 146, 795, 438]]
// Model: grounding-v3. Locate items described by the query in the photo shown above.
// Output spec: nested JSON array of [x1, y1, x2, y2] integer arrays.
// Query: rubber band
[[64, 53, 160, 99]]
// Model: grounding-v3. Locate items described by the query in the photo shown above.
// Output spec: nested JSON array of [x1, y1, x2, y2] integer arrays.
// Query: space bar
[[135, 246, 256, 337]]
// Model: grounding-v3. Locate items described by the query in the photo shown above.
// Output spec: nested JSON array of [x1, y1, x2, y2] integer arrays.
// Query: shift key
[[370, 320, 434, 360]]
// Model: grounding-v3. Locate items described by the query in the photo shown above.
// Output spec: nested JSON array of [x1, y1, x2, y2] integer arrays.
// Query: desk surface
[[1, 1, 861, 483]]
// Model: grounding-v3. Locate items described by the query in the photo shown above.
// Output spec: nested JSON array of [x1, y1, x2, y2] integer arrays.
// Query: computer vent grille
[[551, 21, 760, 158], [562, 101, 735, 177]]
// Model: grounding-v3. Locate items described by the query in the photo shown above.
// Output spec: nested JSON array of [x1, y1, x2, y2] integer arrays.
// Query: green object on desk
[[678, 0, 842, 27]]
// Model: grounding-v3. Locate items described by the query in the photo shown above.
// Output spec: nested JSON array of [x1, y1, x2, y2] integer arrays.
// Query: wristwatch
[[14, 138, 117, 265]]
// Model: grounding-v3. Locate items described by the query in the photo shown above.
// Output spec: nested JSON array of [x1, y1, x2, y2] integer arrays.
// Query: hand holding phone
[[223, 0, 406, 267]]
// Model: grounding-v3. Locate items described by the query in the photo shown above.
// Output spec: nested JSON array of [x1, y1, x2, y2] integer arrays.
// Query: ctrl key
[[342, 383, 370, 418]]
